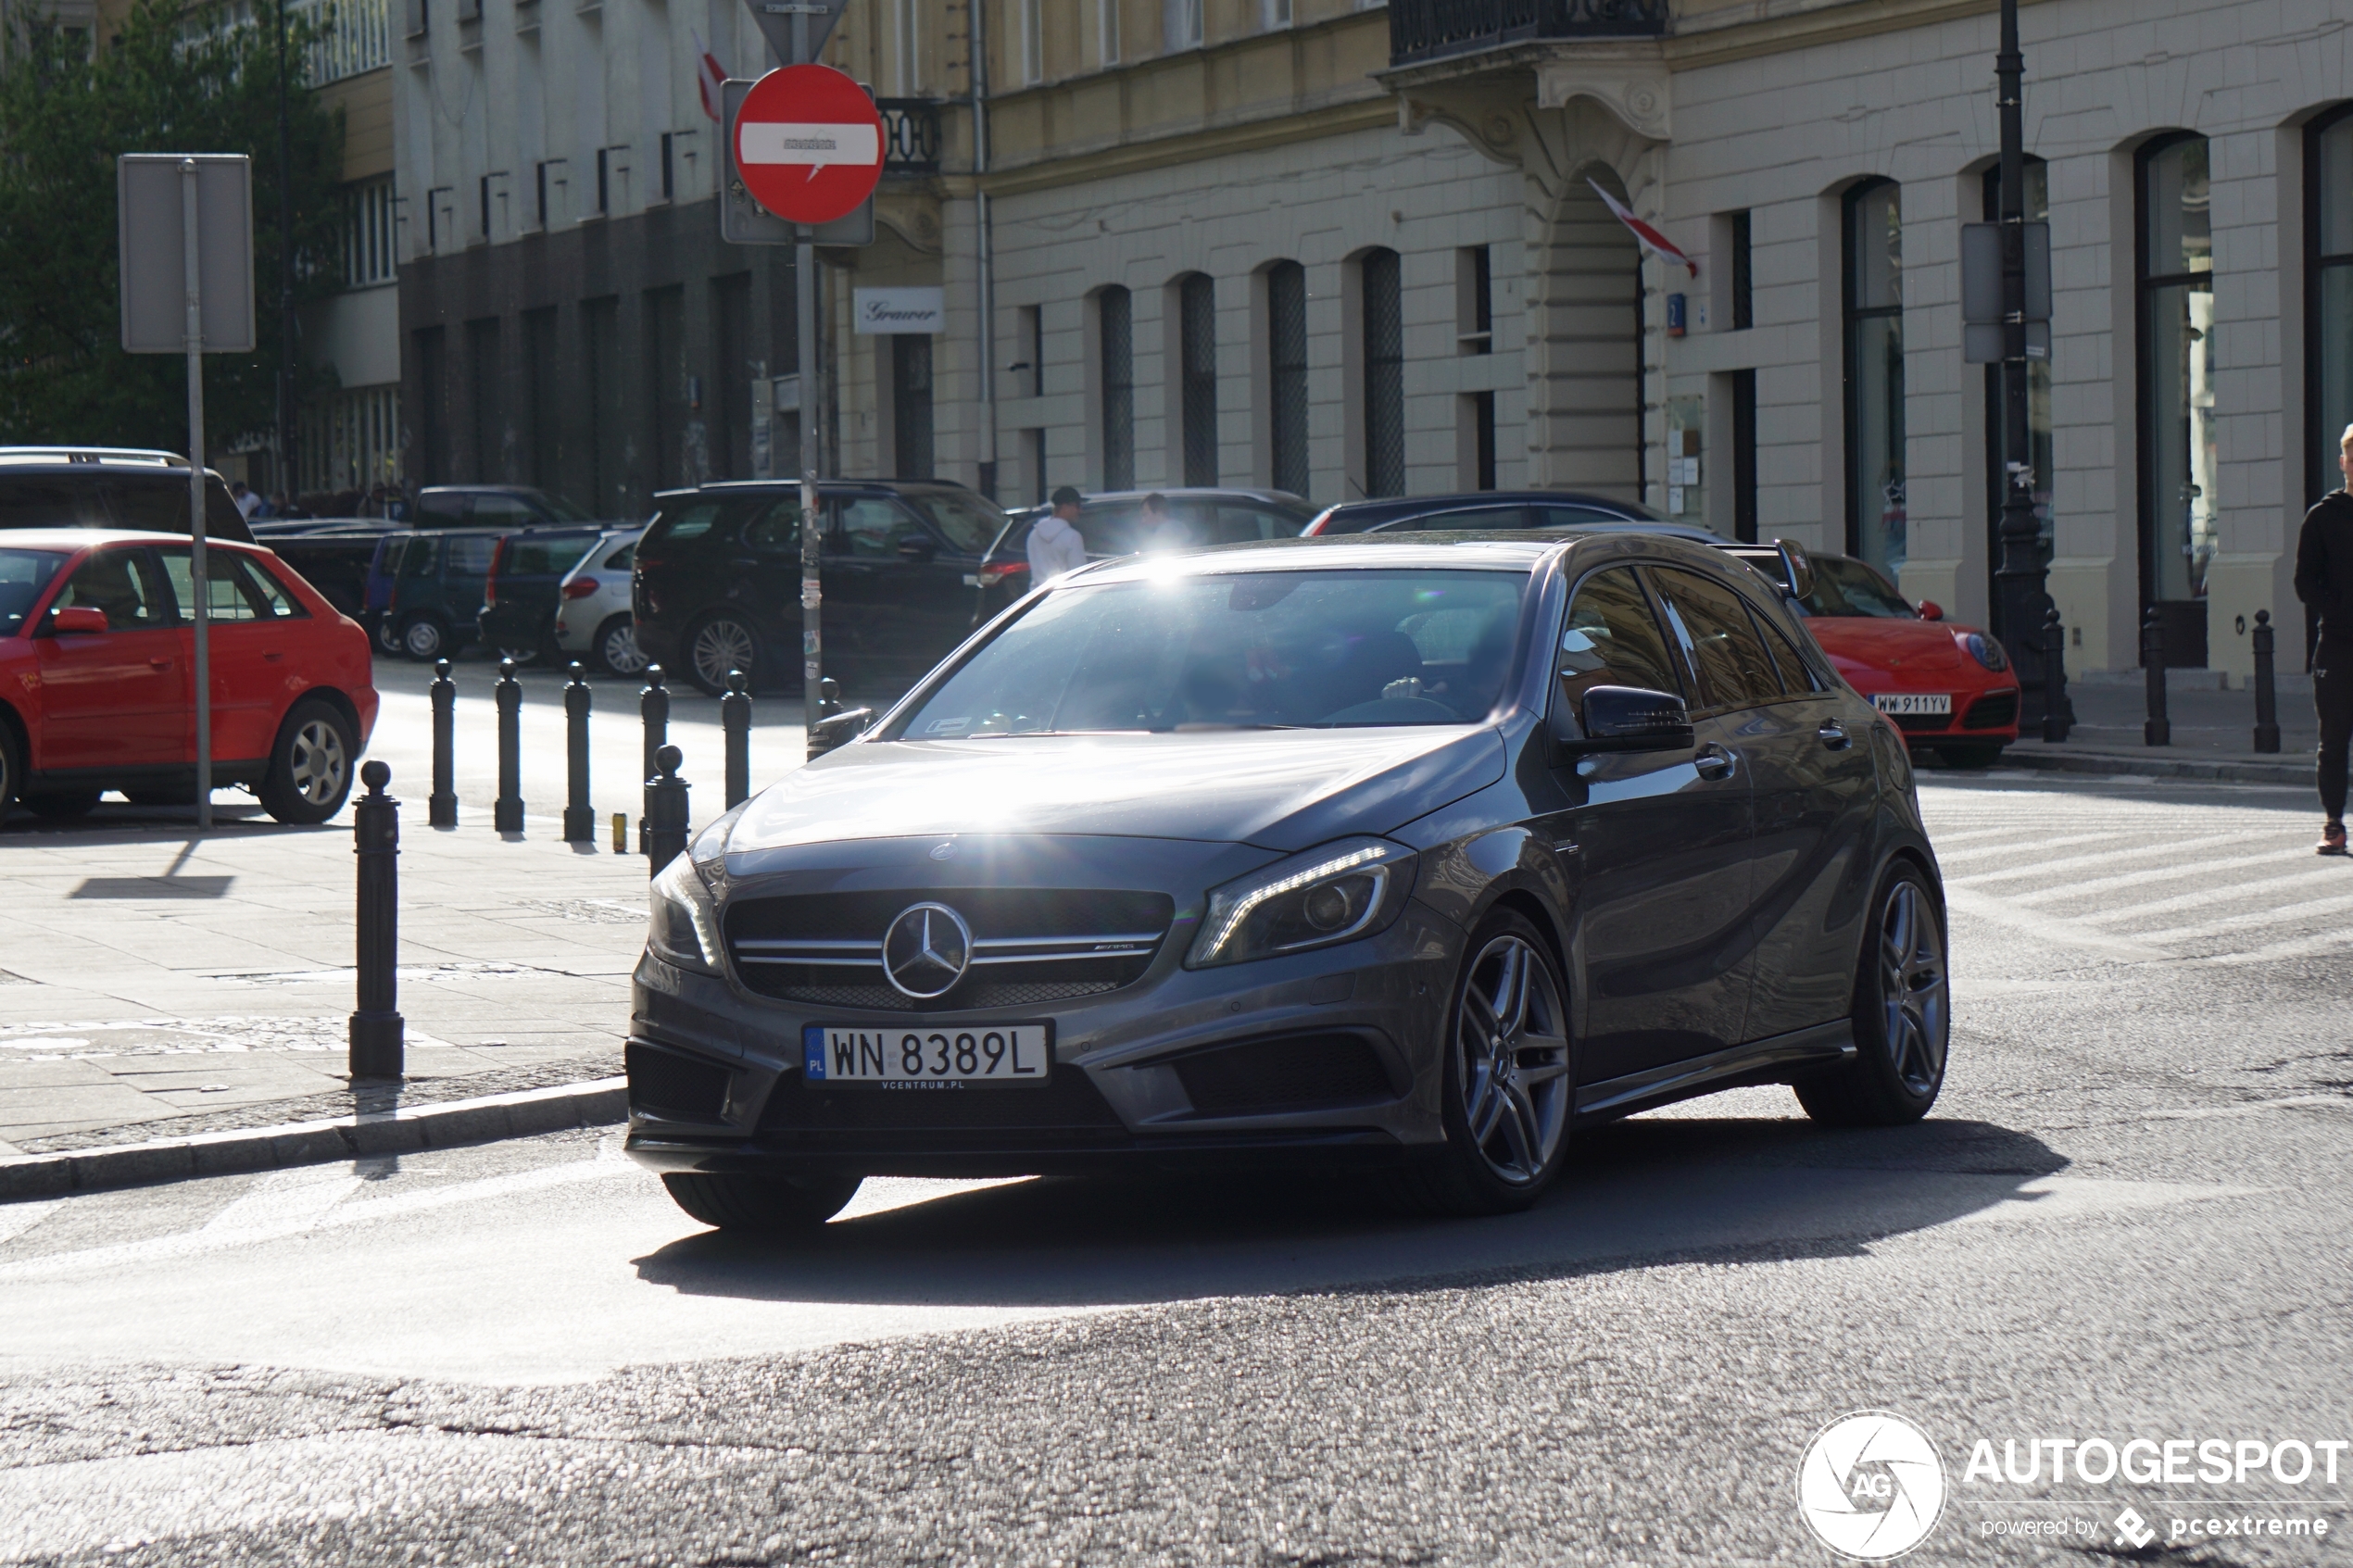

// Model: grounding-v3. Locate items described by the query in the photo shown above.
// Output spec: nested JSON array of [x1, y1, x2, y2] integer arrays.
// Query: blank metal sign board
[[118, 155, 255, 354]]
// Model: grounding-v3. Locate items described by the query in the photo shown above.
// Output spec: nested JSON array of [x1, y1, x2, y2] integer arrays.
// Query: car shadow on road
[[628, 1114, 2068, 1312]]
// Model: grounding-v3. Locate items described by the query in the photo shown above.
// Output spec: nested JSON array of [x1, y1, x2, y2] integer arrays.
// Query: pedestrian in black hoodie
[[2295, 423, 2353, 854]]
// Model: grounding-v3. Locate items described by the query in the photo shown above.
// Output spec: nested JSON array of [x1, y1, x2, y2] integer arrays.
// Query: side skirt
[[1572, 1020, 1855, 1123]]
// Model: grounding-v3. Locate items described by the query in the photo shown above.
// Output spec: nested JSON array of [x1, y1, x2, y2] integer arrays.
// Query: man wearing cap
[[1027, 486, 1089, 583]]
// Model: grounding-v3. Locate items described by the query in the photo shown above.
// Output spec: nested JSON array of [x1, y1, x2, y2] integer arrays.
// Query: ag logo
[[1796, 1410, 1946, 1561]]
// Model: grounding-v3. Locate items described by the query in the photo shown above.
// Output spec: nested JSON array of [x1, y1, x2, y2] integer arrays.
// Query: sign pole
[[181, 157, 213, 834], [791, 6, 823, 760]]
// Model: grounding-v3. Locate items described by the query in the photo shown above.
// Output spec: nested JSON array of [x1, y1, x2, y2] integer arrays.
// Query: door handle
[[1818, 721, 1850, 750], [1694, 744, 1737, 781], [263, 650, 285, 662], [147, 657, 173, 670]]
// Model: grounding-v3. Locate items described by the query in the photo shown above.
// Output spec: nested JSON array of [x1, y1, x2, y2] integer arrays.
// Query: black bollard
[[2142, 606, 2171, 746], [723, 669, 752, 809], [2041, 608, 2071, 744], [818, 675, 842, 720], [639, 664, 670, 855], [428, 659, 458, 828], [494, 657, 525, 832], [348, 760, 405, 1080], [2252, 609, 2281, 754], [563, 661, 595, 841], [645, 743, 690, 875]]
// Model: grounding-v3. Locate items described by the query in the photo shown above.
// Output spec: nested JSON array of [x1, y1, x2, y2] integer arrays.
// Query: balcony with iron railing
[[876, 98, 943, 175], [1390, 0, 1667, 68]]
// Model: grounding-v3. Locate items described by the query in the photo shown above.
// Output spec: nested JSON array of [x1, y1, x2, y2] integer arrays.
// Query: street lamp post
[[1991, 0, 2064, 731]]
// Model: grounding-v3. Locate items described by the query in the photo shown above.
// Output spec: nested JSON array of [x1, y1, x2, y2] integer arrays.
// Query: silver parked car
[[624, 528, 1950, 1234], [552, 527, 647, 675]]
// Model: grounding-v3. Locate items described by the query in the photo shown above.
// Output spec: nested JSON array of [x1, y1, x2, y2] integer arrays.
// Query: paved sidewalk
[[0, 811, 653, 1157], [1923, 671, 2326, 789]]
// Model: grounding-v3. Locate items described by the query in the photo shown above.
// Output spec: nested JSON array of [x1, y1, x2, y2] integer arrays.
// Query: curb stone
[[1991, 749, 2313, 788], [0, 1077, 629, 1201]]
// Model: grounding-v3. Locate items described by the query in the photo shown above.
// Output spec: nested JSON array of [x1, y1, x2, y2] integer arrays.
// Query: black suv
[[632, 480, 1011, 696], [1303, 490, 1663, 536], [0, 447, 251, 542]]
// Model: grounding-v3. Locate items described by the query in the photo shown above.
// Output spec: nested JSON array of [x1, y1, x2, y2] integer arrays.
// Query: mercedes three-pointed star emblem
[[881, 902, 973, 999]]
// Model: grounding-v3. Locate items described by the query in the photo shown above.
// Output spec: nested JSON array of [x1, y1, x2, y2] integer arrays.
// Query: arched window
[[1098, 286, 1133, 490], [1265, 261, 1309, 496], [2137, 132, 2215, 664], [1361, 247, 1403, 497], [2309, 107, 2353, 507], [1842, 180, 1905, 575], [1178, 273, 1218, 486], [1981, 157, 2052, 639]]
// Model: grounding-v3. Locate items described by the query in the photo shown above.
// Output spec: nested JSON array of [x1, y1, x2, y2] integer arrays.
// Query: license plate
[[802, 1023, 1052, 1086], [1873, 693, 1952, 716]]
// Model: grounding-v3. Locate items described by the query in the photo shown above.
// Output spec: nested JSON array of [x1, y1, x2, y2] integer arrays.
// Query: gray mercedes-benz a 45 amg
[[624, 531, 1949, 1229]]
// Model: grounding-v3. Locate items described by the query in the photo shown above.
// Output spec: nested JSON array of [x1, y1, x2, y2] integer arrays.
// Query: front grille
[[1963, 690, 2020, 730], [1170, 1033, 1396, 1117], [758, 1065, 1127, 1147], [627, 1040, 732, 1121], [724, 888, 1174, 1010], [1887, 711, 1951, 734]]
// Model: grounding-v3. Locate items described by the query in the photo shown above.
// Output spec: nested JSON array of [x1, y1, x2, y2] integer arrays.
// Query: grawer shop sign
[[1794, 1411, 2345, 1561]]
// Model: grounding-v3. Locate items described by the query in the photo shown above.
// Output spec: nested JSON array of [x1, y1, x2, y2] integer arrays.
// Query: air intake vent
[[1963, 691, 2019, 730], [627, 1041, 732, 1121], [1170, 1033, 1395, 1117]]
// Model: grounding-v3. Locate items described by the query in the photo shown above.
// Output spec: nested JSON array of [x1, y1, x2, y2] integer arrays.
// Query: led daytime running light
[[1199, 845, 1387, 960]]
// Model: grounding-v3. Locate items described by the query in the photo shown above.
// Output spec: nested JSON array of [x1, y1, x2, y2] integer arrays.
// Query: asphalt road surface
[[3, 772, 2349, 1566]]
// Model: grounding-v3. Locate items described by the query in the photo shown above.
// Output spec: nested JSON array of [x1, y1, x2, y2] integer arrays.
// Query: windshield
[[1800, 555, 1917, 618], [0, 547, 67, 635], [900, 489, 1006, 555], [537, 492, 596, 522], [898, 569, 1529, 736]]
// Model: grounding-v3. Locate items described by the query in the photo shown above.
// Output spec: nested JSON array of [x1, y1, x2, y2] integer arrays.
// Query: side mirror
[[897, 535, 937, 563], [1917, 600, 1944, 622], [1555, 685, 1694, 756], [50, 605, 108, 634], [1770, 537, 1816, 601], [809, 705, 875, 756]]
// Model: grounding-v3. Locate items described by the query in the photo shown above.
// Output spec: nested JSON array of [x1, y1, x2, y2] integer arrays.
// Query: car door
[[1723, 587, 1881, 1037], [1645, 563, 1817, 1050], [827, 495, 951, 684], [1538, 563, 1756, 1084], [736, 495, 812, 680], [33, 545, 190, 771], [156, 547, 294, 764]]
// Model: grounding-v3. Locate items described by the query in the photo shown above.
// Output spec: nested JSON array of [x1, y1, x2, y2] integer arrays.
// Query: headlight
[[648, 851, 724, 974], [1965, 632, 2009, 671], [1187, 837, 1415, 969]]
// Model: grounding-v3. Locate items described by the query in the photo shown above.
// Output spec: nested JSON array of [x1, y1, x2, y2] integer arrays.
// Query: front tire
[[1388, 910, 1574, 1217], [683, 613, 760, 696], [20, 789, 101, 820], [1795, 862, 1949, 1126], [661, 1172, 862, 1233], [258, 698, 358, 824], [593, 614, 648, 677]]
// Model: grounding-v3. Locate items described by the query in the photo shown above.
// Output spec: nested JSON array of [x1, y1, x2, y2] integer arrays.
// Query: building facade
[[397, 0, 2351, 679]]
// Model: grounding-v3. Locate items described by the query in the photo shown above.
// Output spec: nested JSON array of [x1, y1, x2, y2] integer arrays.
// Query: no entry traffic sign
[[733, 65, 884, 227]]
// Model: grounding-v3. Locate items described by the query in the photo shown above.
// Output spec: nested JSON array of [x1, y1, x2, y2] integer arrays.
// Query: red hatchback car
[[0, 530, 378, 823], [1789, 552, 2021, 767]]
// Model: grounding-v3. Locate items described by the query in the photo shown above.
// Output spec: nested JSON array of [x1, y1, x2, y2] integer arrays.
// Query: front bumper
[[1869, 684, 2020, 743], [623, 869, 1463, 1181]]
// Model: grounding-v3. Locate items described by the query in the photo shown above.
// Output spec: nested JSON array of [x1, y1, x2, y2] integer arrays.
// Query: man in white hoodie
[[1026, 486, 1090, 583]]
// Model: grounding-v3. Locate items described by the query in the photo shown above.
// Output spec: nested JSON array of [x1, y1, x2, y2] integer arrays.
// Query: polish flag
[[693, 31, 727, 123], [1588, 178, 1697, 277]]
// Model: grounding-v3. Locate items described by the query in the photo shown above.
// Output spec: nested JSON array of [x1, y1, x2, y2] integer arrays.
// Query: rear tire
[[258, 698, 357, 825], [398, 612, 448, 662], [1934, 742, 2005, 770], [661, 1172, 862, 1233], [0, 722, 19, 815], [593, 614, 648, 677], [683, 613, 760, 696], [1795, 862, 1949, 1126], [1386, 909, 1574, 1218], [20, 789, 101, 820]]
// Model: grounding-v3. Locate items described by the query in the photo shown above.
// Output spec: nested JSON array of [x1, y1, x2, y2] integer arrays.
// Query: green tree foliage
[[0, 0, 346, 451]]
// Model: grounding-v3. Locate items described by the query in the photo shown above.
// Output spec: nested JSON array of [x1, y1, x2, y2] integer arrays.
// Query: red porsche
[[0, 529, 378, 823], [1784, 551, 2021, 767]]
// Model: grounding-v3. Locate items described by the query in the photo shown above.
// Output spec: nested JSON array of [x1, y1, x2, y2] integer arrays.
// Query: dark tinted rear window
[[500, 535, 598, 575], [110, 476, 251, 541], [643, 500, 729, 548]]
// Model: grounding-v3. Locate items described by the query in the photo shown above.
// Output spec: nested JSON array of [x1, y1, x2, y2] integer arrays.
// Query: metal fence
[[1388, 0, 1667, 66], [877, 99, 943, 174]]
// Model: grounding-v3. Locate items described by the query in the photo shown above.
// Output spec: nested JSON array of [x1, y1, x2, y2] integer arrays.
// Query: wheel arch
[[276, 684, 362, 747], [0, 696, 28, 779]]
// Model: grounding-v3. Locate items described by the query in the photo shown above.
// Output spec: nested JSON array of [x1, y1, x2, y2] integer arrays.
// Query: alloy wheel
[[402, 618, 444, 659], [1877, 879, 1948, 1096], [286, 717, 349, 807], [692, 619, 756, 691], [1453, 934, 1571, 1185], [600, 621, 648, 676]]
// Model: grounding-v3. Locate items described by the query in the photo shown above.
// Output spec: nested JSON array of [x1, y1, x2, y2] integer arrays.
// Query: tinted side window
[[601, 541, 635, 571], [1539, 505, 1624, 528], [836, 498, 927, 558], [1076, 502, 1145, 555], [1558, 567, 1684, 707], [55, 547, 172, 630], [1214, 504, 1301, 545], [447, 535, 499, 576], [648, 501, 727, 548], [156, 548, 274, 622], [1748, 603, 1822, 695], [1651, 566, 1784, 710], [1377, 506, 1529, 533], [415, 494, 469, 527]]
